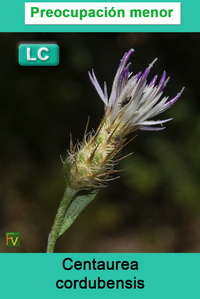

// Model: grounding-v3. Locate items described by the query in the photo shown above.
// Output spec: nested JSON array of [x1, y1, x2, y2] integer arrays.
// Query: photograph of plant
[[0, 33, 199, 253], [47, 47, 183, 252]]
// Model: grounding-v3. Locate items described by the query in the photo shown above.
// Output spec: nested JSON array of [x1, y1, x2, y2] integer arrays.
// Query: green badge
[[18, 44, 59, 66], [6, 232, 20, 247]]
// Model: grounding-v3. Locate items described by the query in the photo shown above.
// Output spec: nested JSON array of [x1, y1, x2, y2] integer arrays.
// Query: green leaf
[[58, 188, 99, 237]]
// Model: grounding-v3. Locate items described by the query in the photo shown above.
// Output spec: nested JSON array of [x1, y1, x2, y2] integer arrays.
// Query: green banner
[[1, 253, 200, 298], [0, 0, 199, 32]]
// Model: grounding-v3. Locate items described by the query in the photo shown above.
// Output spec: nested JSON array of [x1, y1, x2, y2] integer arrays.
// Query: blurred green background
[[0, 33, 199, 252]]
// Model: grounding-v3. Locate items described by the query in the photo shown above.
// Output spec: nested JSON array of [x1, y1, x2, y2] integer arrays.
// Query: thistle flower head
[[63, 49, 184, 190]]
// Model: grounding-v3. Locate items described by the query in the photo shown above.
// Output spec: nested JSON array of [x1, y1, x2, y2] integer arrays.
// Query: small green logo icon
[[5, 232, 20, 247]]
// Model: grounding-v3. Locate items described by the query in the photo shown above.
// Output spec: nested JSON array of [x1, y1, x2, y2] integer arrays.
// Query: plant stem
[[46, 186, 77, 253]]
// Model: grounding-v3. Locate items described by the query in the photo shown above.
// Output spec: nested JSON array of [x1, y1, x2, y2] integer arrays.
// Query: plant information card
[[0, 1, 200, 298]]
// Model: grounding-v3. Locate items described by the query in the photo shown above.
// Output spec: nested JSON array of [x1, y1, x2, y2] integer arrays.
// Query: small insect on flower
[[63, 49, 184, 190]]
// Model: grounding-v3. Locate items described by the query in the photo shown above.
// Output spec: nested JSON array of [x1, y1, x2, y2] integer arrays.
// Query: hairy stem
[[46, 187, 77, 253]]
